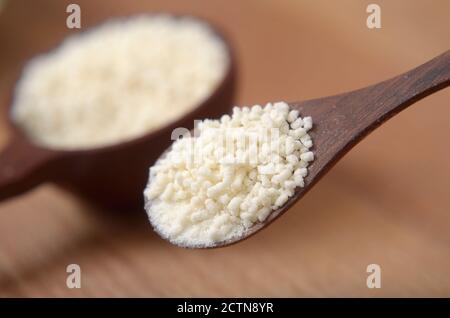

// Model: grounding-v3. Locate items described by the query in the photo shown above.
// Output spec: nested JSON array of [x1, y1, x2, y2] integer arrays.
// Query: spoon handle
[[293, 50, 450, 198], [347, 50, 450, 133], [0, 138, 58, 202]]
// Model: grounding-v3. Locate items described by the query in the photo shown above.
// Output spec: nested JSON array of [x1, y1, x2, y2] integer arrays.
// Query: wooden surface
[[0, 0, 449, 297]]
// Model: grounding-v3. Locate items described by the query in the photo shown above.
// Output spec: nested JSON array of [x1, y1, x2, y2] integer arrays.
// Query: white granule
[[144, 102, 314, 247], [11, 15, 228, 149]]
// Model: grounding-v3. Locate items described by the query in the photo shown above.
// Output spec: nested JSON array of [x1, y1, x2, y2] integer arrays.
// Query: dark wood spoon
[[0, 15, 236, 211], [153, 50, 450, 248]]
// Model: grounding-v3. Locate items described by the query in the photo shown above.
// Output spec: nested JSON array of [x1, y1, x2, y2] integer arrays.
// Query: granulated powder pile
[[12, 15, 228, 149], [144, 102, 314, 247]]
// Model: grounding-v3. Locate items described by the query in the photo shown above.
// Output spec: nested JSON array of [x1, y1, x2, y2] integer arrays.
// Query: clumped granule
[[144, 102, 314, 247], [12, 15, 229, 149]]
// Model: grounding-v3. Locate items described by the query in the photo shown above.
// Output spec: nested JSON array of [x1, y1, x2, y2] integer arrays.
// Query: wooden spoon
[[151, 50, 450, 248], [0, 16, 236, 211]]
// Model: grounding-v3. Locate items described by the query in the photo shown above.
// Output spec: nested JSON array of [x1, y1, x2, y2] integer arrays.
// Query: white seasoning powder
[[144, 102, 314, 247], [11, 15, 228, 149]]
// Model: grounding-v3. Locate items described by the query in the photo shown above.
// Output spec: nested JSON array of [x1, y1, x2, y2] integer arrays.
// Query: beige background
[[0, 0, 449, 297]]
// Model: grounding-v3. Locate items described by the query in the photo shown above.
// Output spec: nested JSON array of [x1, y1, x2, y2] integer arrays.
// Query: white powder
[[144, 102, 314, 247], [11, 15, 229, 149]]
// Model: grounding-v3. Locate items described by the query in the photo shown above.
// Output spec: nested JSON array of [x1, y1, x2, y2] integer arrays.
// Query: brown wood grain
[[0, 0, 449, 297]]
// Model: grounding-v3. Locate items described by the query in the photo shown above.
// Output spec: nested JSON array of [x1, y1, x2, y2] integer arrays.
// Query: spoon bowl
[[0, 15, 236, 211]]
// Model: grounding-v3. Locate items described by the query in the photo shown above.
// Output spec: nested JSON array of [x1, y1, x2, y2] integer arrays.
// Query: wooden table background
[[0, 0, 449, 297]]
